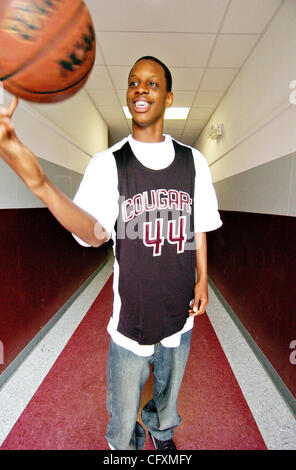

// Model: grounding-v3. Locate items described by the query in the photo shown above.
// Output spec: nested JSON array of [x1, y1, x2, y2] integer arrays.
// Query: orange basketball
[[0, 0, 96, 103]]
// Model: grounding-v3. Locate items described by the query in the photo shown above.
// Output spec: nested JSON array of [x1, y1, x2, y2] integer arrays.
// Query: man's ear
[[166, 91, 174, 109]]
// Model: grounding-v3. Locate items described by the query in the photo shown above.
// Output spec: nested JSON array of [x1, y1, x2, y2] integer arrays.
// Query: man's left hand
[[188, 280, 208, 317]]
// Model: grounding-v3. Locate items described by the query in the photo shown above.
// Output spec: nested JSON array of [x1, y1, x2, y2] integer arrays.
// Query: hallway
[[1, 0, 296, 456]]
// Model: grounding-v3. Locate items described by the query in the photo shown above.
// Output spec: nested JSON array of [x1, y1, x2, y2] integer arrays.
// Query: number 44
[[143, 216, 187, 256]]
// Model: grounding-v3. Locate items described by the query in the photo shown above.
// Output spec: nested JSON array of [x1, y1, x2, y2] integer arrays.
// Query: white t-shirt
[[73, 134, 222, 356]]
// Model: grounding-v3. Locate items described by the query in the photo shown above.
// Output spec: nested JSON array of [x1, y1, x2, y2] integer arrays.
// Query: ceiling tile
[[199, 68, 238, 91], [208, 34, 259, 67], [88, 90, 121, 107], [184, 118, 208, 131], [97, 106, 126, 120], [188, 107, 214, 120], [85, 0, 229, 33], [94, 35, 105, 65], [66, 1, 284, 149], [171, 91, 196, 107], [170, 67, 204, 91], [221, 0, 282, 34], [97, 32, 216, 67], [108, 66, 131, 89], [85, 66, 114, 90], [117, 90, 128, 107], [163, 120, 186, 131], [193, 90, 224, 107]]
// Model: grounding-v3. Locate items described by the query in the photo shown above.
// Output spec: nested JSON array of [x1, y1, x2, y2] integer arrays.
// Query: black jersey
[[113, 139, 196, 345]]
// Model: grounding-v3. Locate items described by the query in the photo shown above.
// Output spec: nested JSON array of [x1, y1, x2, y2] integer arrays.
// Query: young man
[[0, 56, 222, 450]]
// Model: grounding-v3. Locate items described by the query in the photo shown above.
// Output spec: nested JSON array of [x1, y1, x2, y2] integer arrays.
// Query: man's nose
[[136, 82, 149, 94]]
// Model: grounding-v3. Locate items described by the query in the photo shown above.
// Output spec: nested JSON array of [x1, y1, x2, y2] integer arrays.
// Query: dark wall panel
[[0, 208, 110, 375], [207, 210, 296, 398]]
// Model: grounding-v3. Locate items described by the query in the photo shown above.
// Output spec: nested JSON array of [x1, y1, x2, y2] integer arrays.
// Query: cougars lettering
[[122, 189, 192, 223]]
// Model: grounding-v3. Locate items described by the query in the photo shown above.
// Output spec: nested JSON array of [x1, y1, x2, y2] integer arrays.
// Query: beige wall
[[194, 0, 296, 184], [2, 87, 108, 173], [0, 88, 108, 208]]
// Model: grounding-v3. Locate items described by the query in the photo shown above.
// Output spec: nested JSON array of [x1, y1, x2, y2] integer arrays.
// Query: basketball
[[0, 0, 96, 103]]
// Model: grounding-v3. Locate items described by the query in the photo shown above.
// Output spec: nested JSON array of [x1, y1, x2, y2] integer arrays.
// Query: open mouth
[[133, 100, 152, 113]]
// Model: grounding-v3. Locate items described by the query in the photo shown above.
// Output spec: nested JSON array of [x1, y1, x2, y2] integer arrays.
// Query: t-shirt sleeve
[[72, 150, 119, 247], [192, 149, 223, 232]]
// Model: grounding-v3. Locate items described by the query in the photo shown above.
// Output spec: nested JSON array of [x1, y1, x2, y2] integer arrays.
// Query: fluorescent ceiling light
[[165, 107, 190, 119], [123, 106, 190, 120]]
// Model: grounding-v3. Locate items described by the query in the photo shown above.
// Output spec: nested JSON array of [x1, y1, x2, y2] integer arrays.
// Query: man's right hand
[[0, 96, 18, 141], [0, 96, 45, 192]]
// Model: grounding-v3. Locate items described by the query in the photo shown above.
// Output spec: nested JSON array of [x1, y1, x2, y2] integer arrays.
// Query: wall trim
[[208, 277, 296, 418], [0, 248, 112, 390]]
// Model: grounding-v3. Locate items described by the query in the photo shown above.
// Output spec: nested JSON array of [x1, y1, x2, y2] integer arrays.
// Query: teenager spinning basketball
[[0, 57, 222, 450]]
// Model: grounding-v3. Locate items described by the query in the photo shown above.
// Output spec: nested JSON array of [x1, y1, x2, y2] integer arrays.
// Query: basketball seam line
[[8, 56, 95, 95]]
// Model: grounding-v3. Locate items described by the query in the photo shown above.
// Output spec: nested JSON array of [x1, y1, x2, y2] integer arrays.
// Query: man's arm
[[188, 232, 208, 317], [0, 97, 108, 248]]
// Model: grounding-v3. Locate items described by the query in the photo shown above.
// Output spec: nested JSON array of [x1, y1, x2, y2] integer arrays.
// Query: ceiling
[[83, 0, 283, 147]]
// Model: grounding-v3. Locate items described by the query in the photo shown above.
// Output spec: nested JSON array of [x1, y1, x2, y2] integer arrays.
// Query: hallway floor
[[0, 256, 295, 450]]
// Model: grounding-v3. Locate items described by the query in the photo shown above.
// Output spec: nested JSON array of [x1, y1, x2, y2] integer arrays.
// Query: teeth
[[135, 101, 150, 108]]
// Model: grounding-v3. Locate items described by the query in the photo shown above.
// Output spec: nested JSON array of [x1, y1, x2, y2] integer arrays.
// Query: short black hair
[[133, 56, 172, 92]]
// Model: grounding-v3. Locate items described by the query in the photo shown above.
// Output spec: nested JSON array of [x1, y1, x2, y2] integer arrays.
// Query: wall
[[0, 88, 109, 378], [194, 0, 296, 398]]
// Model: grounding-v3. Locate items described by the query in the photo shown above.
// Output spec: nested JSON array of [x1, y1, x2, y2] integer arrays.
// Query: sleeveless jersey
[[113, 139, 196, 345]]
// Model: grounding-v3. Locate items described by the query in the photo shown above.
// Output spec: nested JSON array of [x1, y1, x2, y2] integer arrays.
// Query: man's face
[[126, 59, 173, 129]]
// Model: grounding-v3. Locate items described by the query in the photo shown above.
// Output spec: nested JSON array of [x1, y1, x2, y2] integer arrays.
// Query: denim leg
[[141, 329, 192, 441], [105, 338, 151, 450]]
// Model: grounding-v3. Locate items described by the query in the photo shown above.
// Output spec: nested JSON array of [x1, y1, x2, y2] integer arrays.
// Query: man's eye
[[129, 81, 138, 87], [149, 82, 158, 87]]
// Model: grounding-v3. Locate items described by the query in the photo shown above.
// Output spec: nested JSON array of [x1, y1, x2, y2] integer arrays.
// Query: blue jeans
[[105, 330, 192, 450]]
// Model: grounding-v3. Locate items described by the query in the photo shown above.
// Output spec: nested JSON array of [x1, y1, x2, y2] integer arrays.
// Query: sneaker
[[149, 431, 177, 450]]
